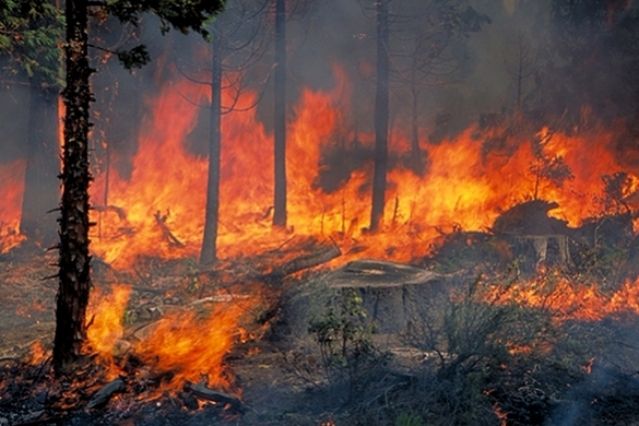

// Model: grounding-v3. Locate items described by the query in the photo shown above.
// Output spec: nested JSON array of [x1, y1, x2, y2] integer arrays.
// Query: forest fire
[[79, 68, 639, 268], [4, 0, 639, 424]]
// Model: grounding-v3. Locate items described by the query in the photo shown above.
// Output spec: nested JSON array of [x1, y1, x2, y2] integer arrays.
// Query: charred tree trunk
[[200, 30, 223, 265], [370, 0, 390, 232], [53, 0, 92, 374], [407, 79, 426, 175], [273, 0, 287, 228], [410, 84, 419, 158], [20, 87, 59, 246]]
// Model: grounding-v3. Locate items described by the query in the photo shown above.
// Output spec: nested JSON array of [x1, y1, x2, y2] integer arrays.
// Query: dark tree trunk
[[200, 29, 223, 265], [370, 0, 390, 232], [20, 86, 59, 246], [410, 85, 419, 157], [407, 79, 425, 175], [273, 0, 287, 228], [53, 0, 93, 374]]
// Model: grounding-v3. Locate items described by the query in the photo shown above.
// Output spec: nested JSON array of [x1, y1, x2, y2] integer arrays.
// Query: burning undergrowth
[[0, 261, 273, 424], [4, 230, 639, 424], [2, 65, 633, 268]]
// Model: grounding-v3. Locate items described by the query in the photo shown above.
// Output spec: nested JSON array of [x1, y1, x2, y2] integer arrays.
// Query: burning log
[[262, 241, 341, 282], [12, 410, 46, 426], [184, 382, 245, 413], [87, 378, 125, 409]]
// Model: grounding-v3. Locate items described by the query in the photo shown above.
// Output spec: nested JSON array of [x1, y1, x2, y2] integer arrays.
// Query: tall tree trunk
[[410, 84, 419, 157], [53, 0, 92, 374], [273, 0, 287, 228], [200, 30, 222, 265], [408, 79, 426, 175], [369, 0, 390, 232], [20, 86, 59, 246]]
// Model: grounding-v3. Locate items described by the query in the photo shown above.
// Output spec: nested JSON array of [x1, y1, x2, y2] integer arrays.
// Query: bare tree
[[391, 1, 489, 173], [367, 0, 488, 230], [273, 0, 287, 228], [198, 0, 270, 264], [369, 0, 390, 232]]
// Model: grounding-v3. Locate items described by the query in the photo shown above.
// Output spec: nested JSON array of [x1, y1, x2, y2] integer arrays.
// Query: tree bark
[[407, 79, 426, 175], [20, 86, 59, 246], [53, 0, 92, 374], [410, 84, 419, 158], [200, 29, 223, 265], [273, 0, 287, 228], [370, 0, 390, 232]]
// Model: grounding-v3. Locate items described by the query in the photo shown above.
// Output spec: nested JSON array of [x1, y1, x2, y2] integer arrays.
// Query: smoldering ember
[[2, 1, 639, 425]]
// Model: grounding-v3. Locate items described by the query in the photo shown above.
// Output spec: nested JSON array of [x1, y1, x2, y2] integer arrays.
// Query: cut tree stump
[[328, 259, 446, 333]]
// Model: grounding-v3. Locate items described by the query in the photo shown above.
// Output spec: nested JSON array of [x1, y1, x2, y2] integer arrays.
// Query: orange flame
[[133, 293, 259, 393], [86, 284, 132, 377], [488, 276, 639, 322], [80, 65, 639, 268], [0, 159, 26, 253], [493, 402, 508, 426], [27, 341, 49, 365], [83, 283, 259, 394]]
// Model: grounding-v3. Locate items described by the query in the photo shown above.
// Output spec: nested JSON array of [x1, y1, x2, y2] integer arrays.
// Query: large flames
[[82, 67, 639, 267], [83, 284, 258, 394], [6, 63, 639, 401]]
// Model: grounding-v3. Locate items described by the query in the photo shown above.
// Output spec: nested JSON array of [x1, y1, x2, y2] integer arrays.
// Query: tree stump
[[328, 259, 445, 333]]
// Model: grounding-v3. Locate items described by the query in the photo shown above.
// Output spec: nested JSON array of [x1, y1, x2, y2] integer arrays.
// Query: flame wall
[[85, 66, 639, 267]]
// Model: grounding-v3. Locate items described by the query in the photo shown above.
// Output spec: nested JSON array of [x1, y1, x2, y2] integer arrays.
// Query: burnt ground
[[3, 234, 639, 425]]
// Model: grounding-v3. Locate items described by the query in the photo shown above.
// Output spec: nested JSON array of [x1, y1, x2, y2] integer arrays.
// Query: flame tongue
[[132, 296, 256, 393], [84, 284, 257, 395]]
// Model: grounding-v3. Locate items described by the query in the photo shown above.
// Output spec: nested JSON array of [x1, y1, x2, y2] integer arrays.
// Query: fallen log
[[184, 382, 245, 413], [262, 242, 341, 282], [87, 378, 125, 409]]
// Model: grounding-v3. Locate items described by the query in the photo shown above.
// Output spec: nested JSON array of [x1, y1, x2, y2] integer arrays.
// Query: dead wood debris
[[87, 378, 125, 409], [185, 382, 246, 413], [154, 210, 185, 248]]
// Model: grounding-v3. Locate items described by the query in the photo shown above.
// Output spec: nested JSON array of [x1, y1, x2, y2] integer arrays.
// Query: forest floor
[[3, 232, 639, 425]]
